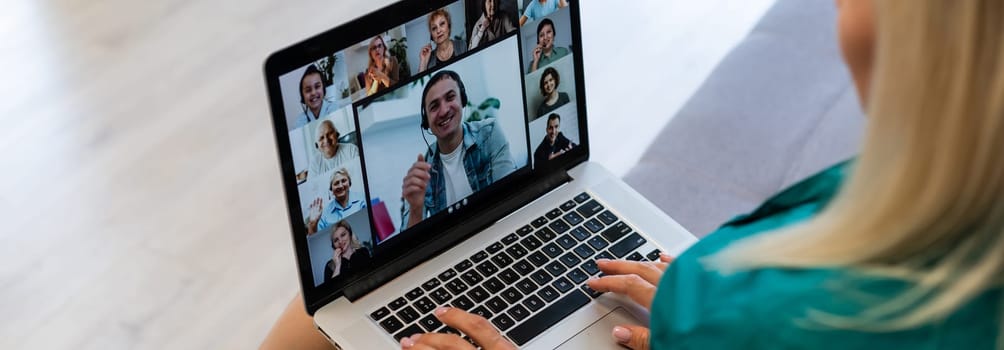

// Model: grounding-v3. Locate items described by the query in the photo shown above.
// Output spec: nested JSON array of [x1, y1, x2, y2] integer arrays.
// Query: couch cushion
[[624, 0, 866, 237]]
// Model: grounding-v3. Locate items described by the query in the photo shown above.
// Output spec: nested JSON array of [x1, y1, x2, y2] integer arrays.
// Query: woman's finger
[[586, 275, 657, 308], [434, 307, 516, 350], [612, 325, 651, 350], [595, 259, 664, 285]]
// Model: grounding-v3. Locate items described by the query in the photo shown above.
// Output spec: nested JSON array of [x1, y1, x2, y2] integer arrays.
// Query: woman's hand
[[306, 198, 324, 234], [585, 254, 674, 350], [419, 43, 433, 71], [401, 307, 516, 350]]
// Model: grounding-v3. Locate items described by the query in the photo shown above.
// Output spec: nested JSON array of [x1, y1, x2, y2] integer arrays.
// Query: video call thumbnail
[[305, 209, 375, 287], [357, 36, 530, 241]]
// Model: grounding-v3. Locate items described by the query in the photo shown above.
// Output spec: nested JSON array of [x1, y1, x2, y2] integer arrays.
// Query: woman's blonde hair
[[712, 0, 1004, 343]]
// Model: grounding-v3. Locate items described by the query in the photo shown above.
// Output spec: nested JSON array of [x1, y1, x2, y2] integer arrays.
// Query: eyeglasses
[[370, 43, 385, 51]]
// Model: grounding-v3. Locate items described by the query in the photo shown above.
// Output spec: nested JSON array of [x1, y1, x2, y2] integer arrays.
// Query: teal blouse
[[650, 161, 999, 349]]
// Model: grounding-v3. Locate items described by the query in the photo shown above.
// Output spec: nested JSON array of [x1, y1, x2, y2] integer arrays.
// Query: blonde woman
[[364, 35, 401, 96], [323, 220, 372, 284], [262, 1, 1003, 349]]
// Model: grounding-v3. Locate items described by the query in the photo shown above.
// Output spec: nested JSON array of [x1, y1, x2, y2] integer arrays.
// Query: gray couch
[[624, 0, 866, 238]]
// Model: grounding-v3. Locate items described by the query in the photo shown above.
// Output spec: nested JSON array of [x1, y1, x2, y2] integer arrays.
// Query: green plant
[[317, 54, 339, 87], [466, 97, 501, 122], [389, 37, 411, 80]]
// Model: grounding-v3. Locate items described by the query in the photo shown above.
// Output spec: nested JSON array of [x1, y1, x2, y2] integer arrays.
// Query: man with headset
[[400, 70, 515, 229], [310, 119, 360, 176]]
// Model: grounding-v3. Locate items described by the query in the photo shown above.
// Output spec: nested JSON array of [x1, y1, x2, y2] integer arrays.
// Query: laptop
[[263, 0, 696, 348]]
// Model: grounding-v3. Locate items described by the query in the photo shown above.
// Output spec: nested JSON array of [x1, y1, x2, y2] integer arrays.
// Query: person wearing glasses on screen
[[323, 220, 372, 284], [400, 70, 515, 229], [536, 67, 570, 117], [419, 9, 468, 72], [306, 168, 366, 235], [519, 0, 568, 26], [468, 0, 516, 50], [309, 120, 360, 177], [364, 35, 401, 96], [527, 18, 569, 74], [293, 65, 337, 129]]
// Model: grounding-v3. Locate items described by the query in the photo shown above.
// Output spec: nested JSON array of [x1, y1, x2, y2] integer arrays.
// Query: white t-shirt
[[310, 143, 360, 176], [440, 146, 474, 205]]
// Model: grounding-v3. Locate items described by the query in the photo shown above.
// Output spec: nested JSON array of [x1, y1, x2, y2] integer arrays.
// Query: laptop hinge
[[342, 170, 572, 301]]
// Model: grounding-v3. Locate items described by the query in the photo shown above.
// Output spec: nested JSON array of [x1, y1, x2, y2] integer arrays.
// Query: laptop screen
[[267, 0, 585, 303]]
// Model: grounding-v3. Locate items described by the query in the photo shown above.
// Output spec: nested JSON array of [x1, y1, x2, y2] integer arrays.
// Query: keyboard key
[[406, 287, 425, 300], [492, 314, 516, 331], [587, 236, 609, 250], [445, 279, 468, 294], [484, 277, 505, 293], [597, 210, 619, 225], [552, 277, 574, 293], [580, 260, 600, 275], [546, 208, 563, 220], [414, 297, 436, 313], [535, 227, 557, 242], [395, 324, 424, 341], [573, 192, 591, 203], [500, 287, 523, 304], [601, 222, 633, 243], [452, 295, 475, 310], [460, 270, 483, 285], [513, 259, 535, 274], [569, 227, 591, 241], [422, 278, 441, 292], [560, 200, 577, 212], [505, 244, 529, 259], [583, 219, 605, 233], [508, 304, 531, 322], [548, 219, 571, 234], [647, 249, 663, 261], [523, 295, 545, 312], [498, 268, 520, 284], [379, 315, 404, 334], [527, 251, 549, 267], [437, 325, 460, 335], [471, 305, 494, 319], [419, 314, 443, 332], [541, 243, 562, 258], [573, 243, 596, 259], [467, 286, 490, 303], [431, 288, 452, 304], [567, 268, 589, 284], [531, 216, 548, 228], [609, 233, 647, 258], [371, 307, 391, 321], [486, 242, 505, 254], [530, 270, 553, 285], [627, 252, 645, 261], [389, 297, 408, 310], [491, 252, 514, 268], [581, 284, 604, 298], [517, 225, 534, 236], [471, 250, 490, 263], [563, 212, 585, 226], [559, 252, 582, 268], [516, 278, 539, 295], [576, 200, 604, 218], [476, 261, 499, 276], [507, 290, 590, 346], [521, 236, 543, 251], [438, 269, 458, 282], [502, 233, 519, 245], [454, 259, 474, 272], [486, 296, 509, 313], [595, 251, 615, 261], [397, 306, 420, 323], [556, 234, 577, 250], [537, 286, 560, 302], [546, 261, 568, 277]]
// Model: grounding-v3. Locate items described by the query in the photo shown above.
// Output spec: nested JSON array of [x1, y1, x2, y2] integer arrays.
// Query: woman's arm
[[259, 293, 336, 350]]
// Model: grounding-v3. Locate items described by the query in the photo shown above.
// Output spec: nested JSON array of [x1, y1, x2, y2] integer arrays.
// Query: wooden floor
[[0, 0, 771, 348]]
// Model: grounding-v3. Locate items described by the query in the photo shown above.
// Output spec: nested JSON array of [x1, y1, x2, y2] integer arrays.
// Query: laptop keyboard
[[368, 192, 662, 346]]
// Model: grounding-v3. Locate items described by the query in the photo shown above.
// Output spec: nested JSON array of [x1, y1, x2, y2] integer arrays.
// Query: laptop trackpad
[[554, 307, 640, 349]]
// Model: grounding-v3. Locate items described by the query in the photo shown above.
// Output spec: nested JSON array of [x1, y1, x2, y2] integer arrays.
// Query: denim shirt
[[400, 119, 515, 229], [317, 192, 366, 231]]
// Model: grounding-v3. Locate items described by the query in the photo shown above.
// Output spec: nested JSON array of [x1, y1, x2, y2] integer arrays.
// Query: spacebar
[[506, 290, 590, 346]]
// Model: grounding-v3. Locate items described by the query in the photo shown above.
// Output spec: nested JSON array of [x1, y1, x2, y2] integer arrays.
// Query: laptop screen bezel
[[263, 0, 590, 314]]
